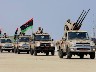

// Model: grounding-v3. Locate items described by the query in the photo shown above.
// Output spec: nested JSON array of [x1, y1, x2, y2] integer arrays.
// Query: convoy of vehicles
[[0, 9, 96, 59]]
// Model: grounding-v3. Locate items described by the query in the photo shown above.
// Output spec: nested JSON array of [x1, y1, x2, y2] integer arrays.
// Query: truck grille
[[76, 43, 90, 44], [40, 43, 50, 47], [5, 46, 13, 48], [77, 48, 90, 50]]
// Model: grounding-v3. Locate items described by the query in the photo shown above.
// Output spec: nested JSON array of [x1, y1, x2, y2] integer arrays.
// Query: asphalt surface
[[0, 51, 96, 72]]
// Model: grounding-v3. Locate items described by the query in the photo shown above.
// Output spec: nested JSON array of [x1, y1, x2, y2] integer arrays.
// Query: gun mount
[[64, 9, 90, 31]]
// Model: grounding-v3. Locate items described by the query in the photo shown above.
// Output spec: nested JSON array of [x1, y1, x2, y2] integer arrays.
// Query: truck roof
[[34, 33, 49, 35], [66, 30, 88, 32]]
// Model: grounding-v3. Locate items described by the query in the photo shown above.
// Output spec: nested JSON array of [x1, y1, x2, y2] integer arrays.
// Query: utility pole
[[93, 14, 95, 38]]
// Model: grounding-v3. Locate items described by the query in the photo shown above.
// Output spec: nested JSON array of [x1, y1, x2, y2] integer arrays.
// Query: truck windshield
[[68, 32, 89, 40], [1, 39, 12, 43], [6, 39, 12, 43], [1, 39, 6, 43], [35, 35, 51, 41], [19, 37, 29, 42]]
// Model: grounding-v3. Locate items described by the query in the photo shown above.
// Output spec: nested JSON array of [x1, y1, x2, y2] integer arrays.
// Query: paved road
[[0, 52, 96, 72]]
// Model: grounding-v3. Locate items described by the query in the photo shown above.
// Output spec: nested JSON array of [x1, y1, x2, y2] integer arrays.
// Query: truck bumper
[[35, 47, 55, 51], [18, 47, 30, 52], [1, 47, 14, 50], [69, 46, 95, 53]]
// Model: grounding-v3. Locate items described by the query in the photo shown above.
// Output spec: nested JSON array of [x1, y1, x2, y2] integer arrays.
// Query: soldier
[[3, 33, 7, 38], [19, 32, 22, 36], [36, 27, 43, 34]]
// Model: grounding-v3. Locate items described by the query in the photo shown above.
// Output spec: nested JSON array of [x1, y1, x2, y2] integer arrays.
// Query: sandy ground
[[0, 52, 96, 72]]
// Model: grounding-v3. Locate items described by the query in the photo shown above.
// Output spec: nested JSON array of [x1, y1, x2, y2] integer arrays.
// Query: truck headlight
[[90, 41, 95, 46], [71, 42, 76, 47], [51, 44, 54, 46], [70, 48, 74, 51], [36, 43, 40, 47], [93, 48, 95, 51]]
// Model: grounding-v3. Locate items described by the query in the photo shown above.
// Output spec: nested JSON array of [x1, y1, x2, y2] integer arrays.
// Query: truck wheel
[[58, 49, 63, 58], [17, 49, 20, 54], [14, 48, 17, 53], [46, 52, 49, 56], [51, 50, 55, 56], [8, 50, 10, 53], [12, 50, 14, 53], [27, 51, 29, 54], [1, 49, 3, 53], [30, 49, 34, 55], [80, 54, 84, 59], [67, 52, 72, 59], [90, 52, 95, 59], [34, 50, 37, 56]]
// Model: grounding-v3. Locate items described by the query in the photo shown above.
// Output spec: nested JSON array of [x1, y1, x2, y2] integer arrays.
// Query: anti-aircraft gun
[[56, 9, 96, 59], [64, 9, 90, 31]]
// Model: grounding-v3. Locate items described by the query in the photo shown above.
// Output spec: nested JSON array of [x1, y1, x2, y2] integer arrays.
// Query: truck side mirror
[[62, 37, 66, 41], [52, 39, 54, 41]]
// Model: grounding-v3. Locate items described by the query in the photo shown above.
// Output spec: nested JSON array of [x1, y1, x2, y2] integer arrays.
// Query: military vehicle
[[56, 9, 96, 59], [30, 32, 55, 56], [0, 38, 14, 53], [14, 35, 31, 54]]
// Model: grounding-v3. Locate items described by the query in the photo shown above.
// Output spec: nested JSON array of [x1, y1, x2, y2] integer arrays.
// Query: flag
[[20, 18, 33, 33]]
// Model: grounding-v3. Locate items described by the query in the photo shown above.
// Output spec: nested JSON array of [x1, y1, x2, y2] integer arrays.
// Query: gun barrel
[[73, 9, 90, 30], [78, 11, 86, 25], [76, 10, 84, 24], [79, 9, 90, 24]]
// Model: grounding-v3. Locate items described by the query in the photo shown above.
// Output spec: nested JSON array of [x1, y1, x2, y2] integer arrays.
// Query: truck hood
[[18, 42, 30, 46]]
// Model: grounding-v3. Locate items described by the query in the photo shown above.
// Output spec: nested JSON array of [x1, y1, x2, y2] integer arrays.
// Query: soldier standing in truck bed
[[3, 33, 8, 38], [36, 27, 43, 34]]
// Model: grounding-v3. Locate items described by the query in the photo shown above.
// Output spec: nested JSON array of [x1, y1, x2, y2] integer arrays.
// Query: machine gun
[[64, 9, 90, 31]]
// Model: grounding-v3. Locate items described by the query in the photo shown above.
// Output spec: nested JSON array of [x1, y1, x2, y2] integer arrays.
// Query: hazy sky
[[0, 0, 96, 40]]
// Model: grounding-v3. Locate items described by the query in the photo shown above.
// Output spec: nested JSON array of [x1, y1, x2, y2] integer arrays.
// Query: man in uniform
[[36, 27, 43, 34]]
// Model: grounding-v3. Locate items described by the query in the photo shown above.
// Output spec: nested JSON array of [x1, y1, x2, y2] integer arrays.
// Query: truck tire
[[12, 50, 14, 53], [14, 48, 17, 53], [90, 52, 95, 59], [34, 50, 37, 56], [8, 50, 10, 53], [17, 49, 20, 54], [80, 54, 84, 59], [58, 49, 63, 58], [46, 52, 49, 56], [51, 50, 55, 56], [27, 51, 29, 54], [30, 49, 34, 55], [1, 49, 3, 53], [67, 52, 72, 59]]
